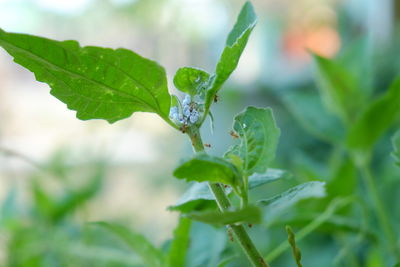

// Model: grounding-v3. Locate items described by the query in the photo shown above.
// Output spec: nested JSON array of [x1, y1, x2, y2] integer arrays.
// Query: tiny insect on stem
[[230, 130, 239, 139]]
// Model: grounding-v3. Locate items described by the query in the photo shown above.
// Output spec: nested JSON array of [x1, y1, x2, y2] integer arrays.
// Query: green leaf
[[347, 78, 400, 160], [258, 181, 326, 216], [52, 170, 103, 222], [313, 53, 365, 123], [173, 67, 210, 97], [217, 255, 238, 267], [286, 226, 303, 267], [204, 2, 257, 112], [282, 90, 345, 144], [225, 107, 280, 175], [92, 222, 165, 267], [186, 205, 261, 225], [327, 155, 357, 199], [173, 154, 241, 187], [167, 217, 192, 267], [168, 168, 288, 212], [392, 130, 400, 166], [336, 37, 373, 96], [168, 182, 227, 212], [249, 168, 291, 190], [186, 223, 226, 267], [0, 28, 171, 124]]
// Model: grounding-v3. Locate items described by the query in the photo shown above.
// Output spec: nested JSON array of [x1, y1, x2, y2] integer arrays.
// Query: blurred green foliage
[[1, 1, 400, 266]]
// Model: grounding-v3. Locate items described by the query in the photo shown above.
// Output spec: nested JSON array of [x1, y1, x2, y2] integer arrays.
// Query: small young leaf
[[258, 181, 326, 216], [92, 222, 166, 267], [204, 2, 257, 112], [392, 130, 400, 166], [186, 205, 261, 225], [225, 107, 280, 175], [347, 78, 400, 158], [286, 226, 303, 267], [173, 154, 241, 187], [0, 29, 172, 124], [313, 53, 365, 123], [249, 168, 292, 190], [167, 217, 192, 267], [173, 67, 210, 97]]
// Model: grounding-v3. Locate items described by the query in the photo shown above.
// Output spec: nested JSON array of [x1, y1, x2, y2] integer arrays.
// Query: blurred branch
[[0, 146, 41, 169]]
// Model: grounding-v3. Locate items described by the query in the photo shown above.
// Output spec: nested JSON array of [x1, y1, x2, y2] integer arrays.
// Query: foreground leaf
[[173, 154, 241, 187], [204, 2, 257, 111], [186, 205, 261, 225], [392, 130, 400, 166], [225, 107, 280, 175], [92, 222, 165, 267], [347, 78, 400, 160], [249, 168, 291, 189], [167, 217, 191, 267], [0, 28, 171, 124], [258, 181, 326, 216]]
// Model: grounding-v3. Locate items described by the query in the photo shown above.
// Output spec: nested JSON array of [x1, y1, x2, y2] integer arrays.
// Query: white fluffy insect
[[169, 94, 201, 126]]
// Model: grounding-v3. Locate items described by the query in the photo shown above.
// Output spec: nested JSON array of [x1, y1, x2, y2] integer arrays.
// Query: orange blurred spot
[[305, 26, 341, 58], [283, 26, 341, 62]]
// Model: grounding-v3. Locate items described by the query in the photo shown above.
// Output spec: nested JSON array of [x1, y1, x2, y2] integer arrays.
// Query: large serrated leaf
[[167, 217, 191, 267], [0, 29, 171, 124], [347, 78, 400, 160], [258, 181, 326, 217], [204, 2, 257, 113], [92, 222, 166, 267], [186, 205, 261, 225], [225, 106, 280, 175], [173, 154, 241, 187]]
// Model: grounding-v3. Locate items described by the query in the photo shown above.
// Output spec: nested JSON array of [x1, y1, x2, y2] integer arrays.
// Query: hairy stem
[[187, 127, 268, 267]]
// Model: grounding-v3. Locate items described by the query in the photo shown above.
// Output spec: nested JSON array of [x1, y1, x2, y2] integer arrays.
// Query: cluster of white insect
[[169, 94, 200, 125]]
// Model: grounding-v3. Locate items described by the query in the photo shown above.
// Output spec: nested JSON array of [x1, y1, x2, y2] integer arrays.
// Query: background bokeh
[[1, 0, 399, 266]]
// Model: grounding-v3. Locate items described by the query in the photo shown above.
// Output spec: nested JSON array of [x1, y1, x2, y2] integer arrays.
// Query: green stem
[[358, 164, 399, 259], [265, 197, 353, 262], [187, 127, 268, 267]]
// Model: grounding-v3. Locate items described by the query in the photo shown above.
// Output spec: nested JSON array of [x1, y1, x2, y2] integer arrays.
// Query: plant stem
[[187, 127, 269, 267], [265, 197, 352, 262], [358, 164, 399, 259]]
